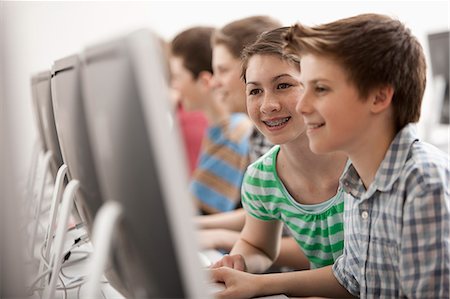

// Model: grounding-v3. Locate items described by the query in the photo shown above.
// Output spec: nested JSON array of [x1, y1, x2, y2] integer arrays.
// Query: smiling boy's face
[[296, 53, 375, 155]]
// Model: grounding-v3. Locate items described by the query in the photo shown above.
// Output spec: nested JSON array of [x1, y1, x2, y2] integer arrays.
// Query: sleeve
[[400, 167, 450, 298], [331, 191, 360, 296], [240, 169, 274, 222], [332, 242, 360, 296]]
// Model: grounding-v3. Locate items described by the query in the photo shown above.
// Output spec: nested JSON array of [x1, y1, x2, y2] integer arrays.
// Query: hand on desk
[[211, 253, 247, 271], [209, 266, 259, 299]]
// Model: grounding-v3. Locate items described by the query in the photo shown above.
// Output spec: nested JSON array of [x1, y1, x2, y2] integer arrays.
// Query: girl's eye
[[315, 86, 329, 93], [277, 83, 291, 89], [249, 88, 262, 96]]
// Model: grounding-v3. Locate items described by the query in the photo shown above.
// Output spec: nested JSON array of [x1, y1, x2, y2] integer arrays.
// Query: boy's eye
[[315, 85, 329, 93], [214, 67, 228, 75]]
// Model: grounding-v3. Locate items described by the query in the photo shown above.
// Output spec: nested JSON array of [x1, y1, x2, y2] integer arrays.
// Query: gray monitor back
[[51, 55, 104, 232], [81, 29, 209, 298], [427, 31, 449, 124], [32, 71, 64, 179], [30, 74, 48, 153]]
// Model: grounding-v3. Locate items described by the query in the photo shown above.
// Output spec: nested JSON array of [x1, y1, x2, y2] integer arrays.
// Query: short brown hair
[[212, 16, 282, 59], [171, 26, 215, 79], [284, 13, 427, 131], [240, 26, 300, 82]]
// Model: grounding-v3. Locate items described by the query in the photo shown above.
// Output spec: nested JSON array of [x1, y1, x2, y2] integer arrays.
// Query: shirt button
[[361, 211, 369, 219]]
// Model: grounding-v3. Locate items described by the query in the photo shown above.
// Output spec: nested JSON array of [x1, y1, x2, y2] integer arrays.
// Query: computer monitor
[[80, 29, 209, 298], [427, 30, 449, 124], [30, 73, 49, 153], [50, 54, 104, 231], [30, 71, 64, 179]]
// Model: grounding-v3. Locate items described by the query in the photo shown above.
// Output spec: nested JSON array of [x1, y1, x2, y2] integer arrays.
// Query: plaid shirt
[[249, 127, 273, 163], [333, 124, 450, 298]]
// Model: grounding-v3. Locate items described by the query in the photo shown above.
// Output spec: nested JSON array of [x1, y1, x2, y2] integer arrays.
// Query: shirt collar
[[340, 124, 419, 198]]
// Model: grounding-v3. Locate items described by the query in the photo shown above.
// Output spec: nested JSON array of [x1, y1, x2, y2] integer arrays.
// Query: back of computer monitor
[[30, 74, 48, 153], [428, 31, 449, 124], [33, 71, 64, 179], [81, 29, 208, 298], [50, 55, 104, 232]]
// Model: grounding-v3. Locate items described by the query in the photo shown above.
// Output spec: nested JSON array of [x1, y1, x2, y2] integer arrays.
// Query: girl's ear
[[370, 85, 394, 114]]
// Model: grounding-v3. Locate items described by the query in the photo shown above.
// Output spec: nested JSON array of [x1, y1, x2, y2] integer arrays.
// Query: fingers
[[211, 254, 247, 271], [209, 268, 234, 299], [233, 256, 246, 272], [221, 254, 235, 268], [209, 268, 248, 299], [209, 267, 223, 282], [210, 254, 229, 269]]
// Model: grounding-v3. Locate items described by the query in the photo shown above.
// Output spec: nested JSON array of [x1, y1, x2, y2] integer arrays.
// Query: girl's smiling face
[[245, 54, 304, 145]]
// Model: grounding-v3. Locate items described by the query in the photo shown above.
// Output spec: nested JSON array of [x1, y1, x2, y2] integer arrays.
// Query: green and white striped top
[[241, 145, 345, 269]]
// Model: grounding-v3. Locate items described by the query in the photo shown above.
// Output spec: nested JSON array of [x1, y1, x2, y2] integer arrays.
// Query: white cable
[[43, 164, 68, 263], [36, 164, 68, 289], [43, 180, 80, 299], [84, 201, 122, 299], [28, 268, 52, 293], [30, 151, 52, 258], [31, 230, 90, 296], [26, 139, 41, 205]]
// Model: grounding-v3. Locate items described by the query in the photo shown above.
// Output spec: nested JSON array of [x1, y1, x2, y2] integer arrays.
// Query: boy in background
[[196, 15, 282, 243], [170, 26, 252, 214]]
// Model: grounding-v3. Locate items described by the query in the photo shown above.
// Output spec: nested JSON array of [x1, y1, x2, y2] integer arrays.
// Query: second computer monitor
[[51, 54, 104, 231], [31, 71, 64, 179]]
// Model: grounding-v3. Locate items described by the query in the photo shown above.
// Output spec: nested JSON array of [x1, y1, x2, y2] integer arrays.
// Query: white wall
[[2, 0, 449, 188]]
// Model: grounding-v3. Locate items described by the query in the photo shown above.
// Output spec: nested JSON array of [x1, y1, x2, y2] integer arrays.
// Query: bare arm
[[211, 265, 354, 299], [228, 213, 283, 273], [259, 266, 353, 298], [273, 236, 310, 270], [199, 231, 309, 271], [195, 208, 246, 231]]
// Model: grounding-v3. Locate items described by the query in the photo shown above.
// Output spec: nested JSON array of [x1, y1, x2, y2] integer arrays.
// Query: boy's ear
[[370, 85, 394, 114], [197, 71, 214, 87]]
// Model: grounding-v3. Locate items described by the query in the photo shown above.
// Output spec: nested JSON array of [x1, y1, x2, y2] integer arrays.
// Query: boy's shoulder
[[369, 124, 449, 196], [403, 140, 449, 185], [383, 132, 450, 202]]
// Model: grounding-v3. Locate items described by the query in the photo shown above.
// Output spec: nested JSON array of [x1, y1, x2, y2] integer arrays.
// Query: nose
[[296, 88, 312, 115], [260, 92, 281, 114]]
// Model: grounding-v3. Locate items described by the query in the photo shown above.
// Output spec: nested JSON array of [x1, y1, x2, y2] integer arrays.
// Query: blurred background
[[1, 0, 448, 296]]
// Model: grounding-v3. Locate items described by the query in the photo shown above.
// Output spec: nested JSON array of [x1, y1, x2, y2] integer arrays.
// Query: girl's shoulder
[[246, 145, 280, 173]]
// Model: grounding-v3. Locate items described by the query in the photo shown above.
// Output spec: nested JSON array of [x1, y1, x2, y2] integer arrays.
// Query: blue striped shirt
[[333, 124, 450, 298], [190, 113, 252, 213]]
